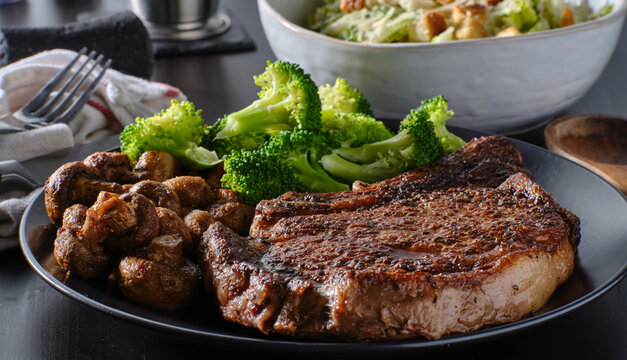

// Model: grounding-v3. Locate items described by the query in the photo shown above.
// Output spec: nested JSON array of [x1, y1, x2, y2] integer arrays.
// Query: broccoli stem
[[285, 153, 349, 192], [215, 95, 295, 139], [181, 145, 222, 170], [333, 129, 414, 163], [320, 153, 403, 184]]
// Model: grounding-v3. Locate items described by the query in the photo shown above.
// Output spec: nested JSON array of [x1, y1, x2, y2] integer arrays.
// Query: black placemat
[[2, 11, 153, 79], [152, 10, 256, 57]]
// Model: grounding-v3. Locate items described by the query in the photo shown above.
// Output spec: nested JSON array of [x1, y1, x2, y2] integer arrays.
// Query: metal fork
[[0, 47, 112, 133]]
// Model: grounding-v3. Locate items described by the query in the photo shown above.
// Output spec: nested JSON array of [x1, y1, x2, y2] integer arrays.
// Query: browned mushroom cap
[[100, 192, 159, 254], [127, 180, 182, 216], [62, 204, 88, 231], [155, 207, 193, 256], [214, 188, 241, 204], [133, 234, 186, 267], [205, 159, 225, 189], [83, 152, 141, 184], [162, 176, 215, 211], [54, 227, 111, 279], [45, 162, 124, 225], [183, 209, 214, 248], [117, 235, 200, 310], [183, 201, 254, 241], [91, 192, 138, 236], [207, 202, 255, 236], [118, 193, 160, 252], [135, 150, 181, 182]]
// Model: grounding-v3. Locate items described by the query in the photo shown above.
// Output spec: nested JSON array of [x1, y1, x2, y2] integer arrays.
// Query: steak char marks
[[198, 136, 580, 341], [250, 136, 531, 238]]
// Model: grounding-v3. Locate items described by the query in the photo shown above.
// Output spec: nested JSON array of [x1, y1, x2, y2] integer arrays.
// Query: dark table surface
[[1, 0, 625, 359]]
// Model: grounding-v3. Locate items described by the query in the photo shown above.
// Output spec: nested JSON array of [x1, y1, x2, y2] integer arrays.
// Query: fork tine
[[21, 47, 87, 113], [42, 53, 105, 123], [32, 50, 97, 118], [52, 58, 112, 125]]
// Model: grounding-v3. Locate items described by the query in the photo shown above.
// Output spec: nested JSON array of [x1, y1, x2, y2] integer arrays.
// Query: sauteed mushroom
[[45, 162, 123, 225], [117, 234, 200, 310], [134, 150, 181, 182], [205, 160, 225, 189], [206, 202, 255, 236], [61, 204, 88, 231], [184, 201, 255, 240], [183, 210, 214, 247], [156, 207, 193, 256], [83, 152, 141, 184], [214, 188, 241, 204], [162, 176, 215, 212], [54, 205, 112, 279], [126, 180, 183, 216], [104, 192, 160, 253]]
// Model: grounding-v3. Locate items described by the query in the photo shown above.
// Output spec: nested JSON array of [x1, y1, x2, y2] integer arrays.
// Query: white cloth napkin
[[0, 49, 186, 161], [0, 49, 187, 251], [0, 187, 40, 252]]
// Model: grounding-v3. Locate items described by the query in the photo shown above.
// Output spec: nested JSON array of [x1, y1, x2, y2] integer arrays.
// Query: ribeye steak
[[198, 136, 580, 341]]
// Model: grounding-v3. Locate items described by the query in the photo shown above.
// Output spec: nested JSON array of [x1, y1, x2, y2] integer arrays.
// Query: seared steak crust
[[198, 136, 580, 341], [250, 136, 531, 238]]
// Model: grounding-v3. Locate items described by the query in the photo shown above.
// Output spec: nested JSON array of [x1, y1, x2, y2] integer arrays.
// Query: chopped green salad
[[309, 0, 613, 43]]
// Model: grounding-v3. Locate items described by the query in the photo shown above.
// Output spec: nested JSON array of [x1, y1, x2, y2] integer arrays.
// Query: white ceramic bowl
[[258, 0, 627, 134]]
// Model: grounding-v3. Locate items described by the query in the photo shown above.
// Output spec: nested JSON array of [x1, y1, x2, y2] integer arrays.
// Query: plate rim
[[18, 133, 627, 352]]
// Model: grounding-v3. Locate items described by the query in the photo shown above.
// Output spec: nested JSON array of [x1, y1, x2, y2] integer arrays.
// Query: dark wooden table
[[1, 1, 625, 359]]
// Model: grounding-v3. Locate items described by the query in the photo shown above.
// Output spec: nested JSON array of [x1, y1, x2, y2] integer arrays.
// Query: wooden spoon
[[544, 115, 627, 194]]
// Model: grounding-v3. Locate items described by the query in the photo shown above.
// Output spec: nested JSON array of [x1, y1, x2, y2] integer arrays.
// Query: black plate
[[19, 128, 627, 354]]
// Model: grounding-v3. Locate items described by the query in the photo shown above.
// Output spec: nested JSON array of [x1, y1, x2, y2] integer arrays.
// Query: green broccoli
[[320, 95, 465, 184], [319, 78, 373, 118], [213, 60, 321, 140], [221, 130, 349, 204], [261, 130, 349, 192], [202, 115, 270, 157], [321, 112, 393, 148], [221, 149, 307, 205], [120, 100, 220, 171], [419, 95, 467, 154]]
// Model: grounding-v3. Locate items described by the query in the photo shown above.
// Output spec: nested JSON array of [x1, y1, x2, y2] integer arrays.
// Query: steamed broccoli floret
[[320, 95, 465, 184], [221, 149, 307, 205], [321, 112, 393, 148], [202, 115, 270, 157], [418, 95, 466, 153], [221, 130, 349, 204], [260, 130, 349, 193], [213, 60, 321, 140], [319, 78, 373, 118], [120, 100, 220, 171]]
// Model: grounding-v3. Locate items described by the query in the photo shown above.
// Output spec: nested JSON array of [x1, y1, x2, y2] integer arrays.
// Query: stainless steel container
[[130, 0, 230, 41]]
